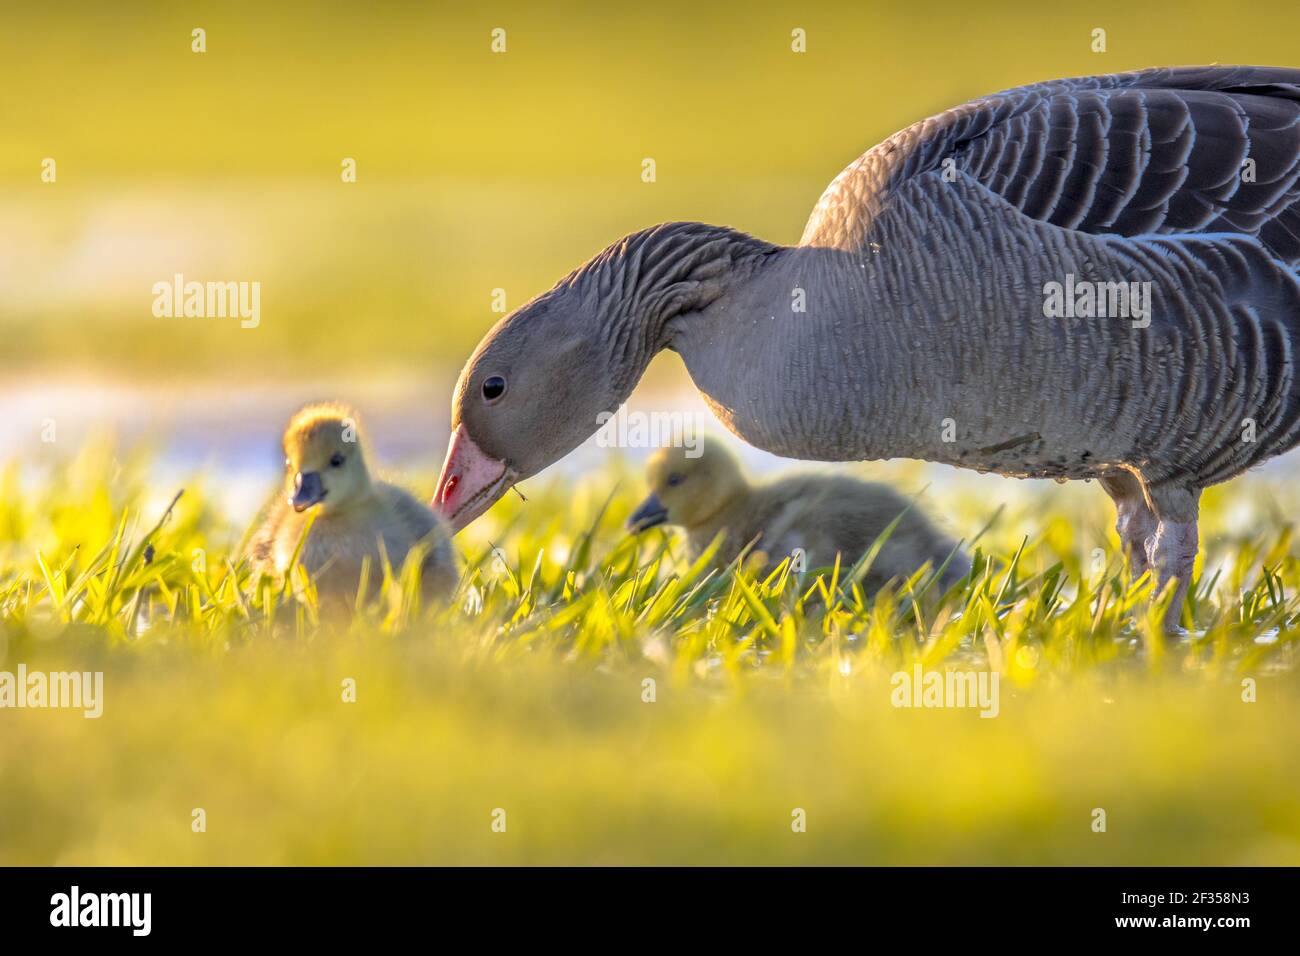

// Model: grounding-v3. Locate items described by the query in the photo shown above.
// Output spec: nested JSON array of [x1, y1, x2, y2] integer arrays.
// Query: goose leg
[[1099, 473, 1156, 576], [1143, 485, 1201, 633]]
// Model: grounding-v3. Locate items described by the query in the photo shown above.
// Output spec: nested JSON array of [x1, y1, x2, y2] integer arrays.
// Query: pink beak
[[434, 425, 514, 532]]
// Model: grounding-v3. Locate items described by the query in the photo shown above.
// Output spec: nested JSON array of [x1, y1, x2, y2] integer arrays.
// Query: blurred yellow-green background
[[6, 0, 1300, 387], [7, 0, 1300, 505]]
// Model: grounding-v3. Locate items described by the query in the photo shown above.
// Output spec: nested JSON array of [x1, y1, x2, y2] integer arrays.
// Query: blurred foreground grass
[[1, 442, 1298, 865]]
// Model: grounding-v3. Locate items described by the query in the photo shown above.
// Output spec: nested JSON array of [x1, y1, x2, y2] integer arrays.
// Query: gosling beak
[[435, 424, 515, 532], [627, 493, 669, 533], [290, 471, 327, 513]]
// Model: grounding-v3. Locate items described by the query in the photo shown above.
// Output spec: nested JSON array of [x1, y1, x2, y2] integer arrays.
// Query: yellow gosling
[[247, 403, 457, 601], [628, 436, 969, 591]]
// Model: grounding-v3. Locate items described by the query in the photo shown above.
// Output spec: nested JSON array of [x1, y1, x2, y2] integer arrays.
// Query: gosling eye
[[329, 453, 345, 468], [666, 473, 686, 487], [481, 375, 507, 404]]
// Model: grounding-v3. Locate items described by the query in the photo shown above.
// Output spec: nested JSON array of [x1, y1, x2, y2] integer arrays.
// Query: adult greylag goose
[[436, 66, 1300, 628]]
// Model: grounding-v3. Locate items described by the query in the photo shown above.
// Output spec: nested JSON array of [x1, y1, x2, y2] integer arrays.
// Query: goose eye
[[481, 375, 507, 403], [329, 453, 345, 468], [666, 473, 686, 487]]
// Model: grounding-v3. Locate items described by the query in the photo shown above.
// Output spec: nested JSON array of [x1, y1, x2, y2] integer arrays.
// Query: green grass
[[2, 440, 1299, 864]]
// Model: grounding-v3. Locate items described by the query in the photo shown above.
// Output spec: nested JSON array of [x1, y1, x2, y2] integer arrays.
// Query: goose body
[[250, 404, 457, 601], [436, 66, 1300, 626], [628, 438, 970, 591]]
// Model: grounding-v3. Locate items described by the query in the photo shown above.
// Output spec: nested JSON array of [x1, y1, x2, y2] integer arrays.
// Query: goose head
[[435, 283, 631, 531], [282, 403, 372, 516], [434, 222, 773, 533], [627, 437, 747, 534]]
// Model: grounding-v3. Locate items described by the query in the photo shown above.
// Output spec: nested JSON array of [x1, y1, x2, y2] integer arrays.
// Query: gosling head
[[282, 403, 372, 515], [627, 436, 747, 534]]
